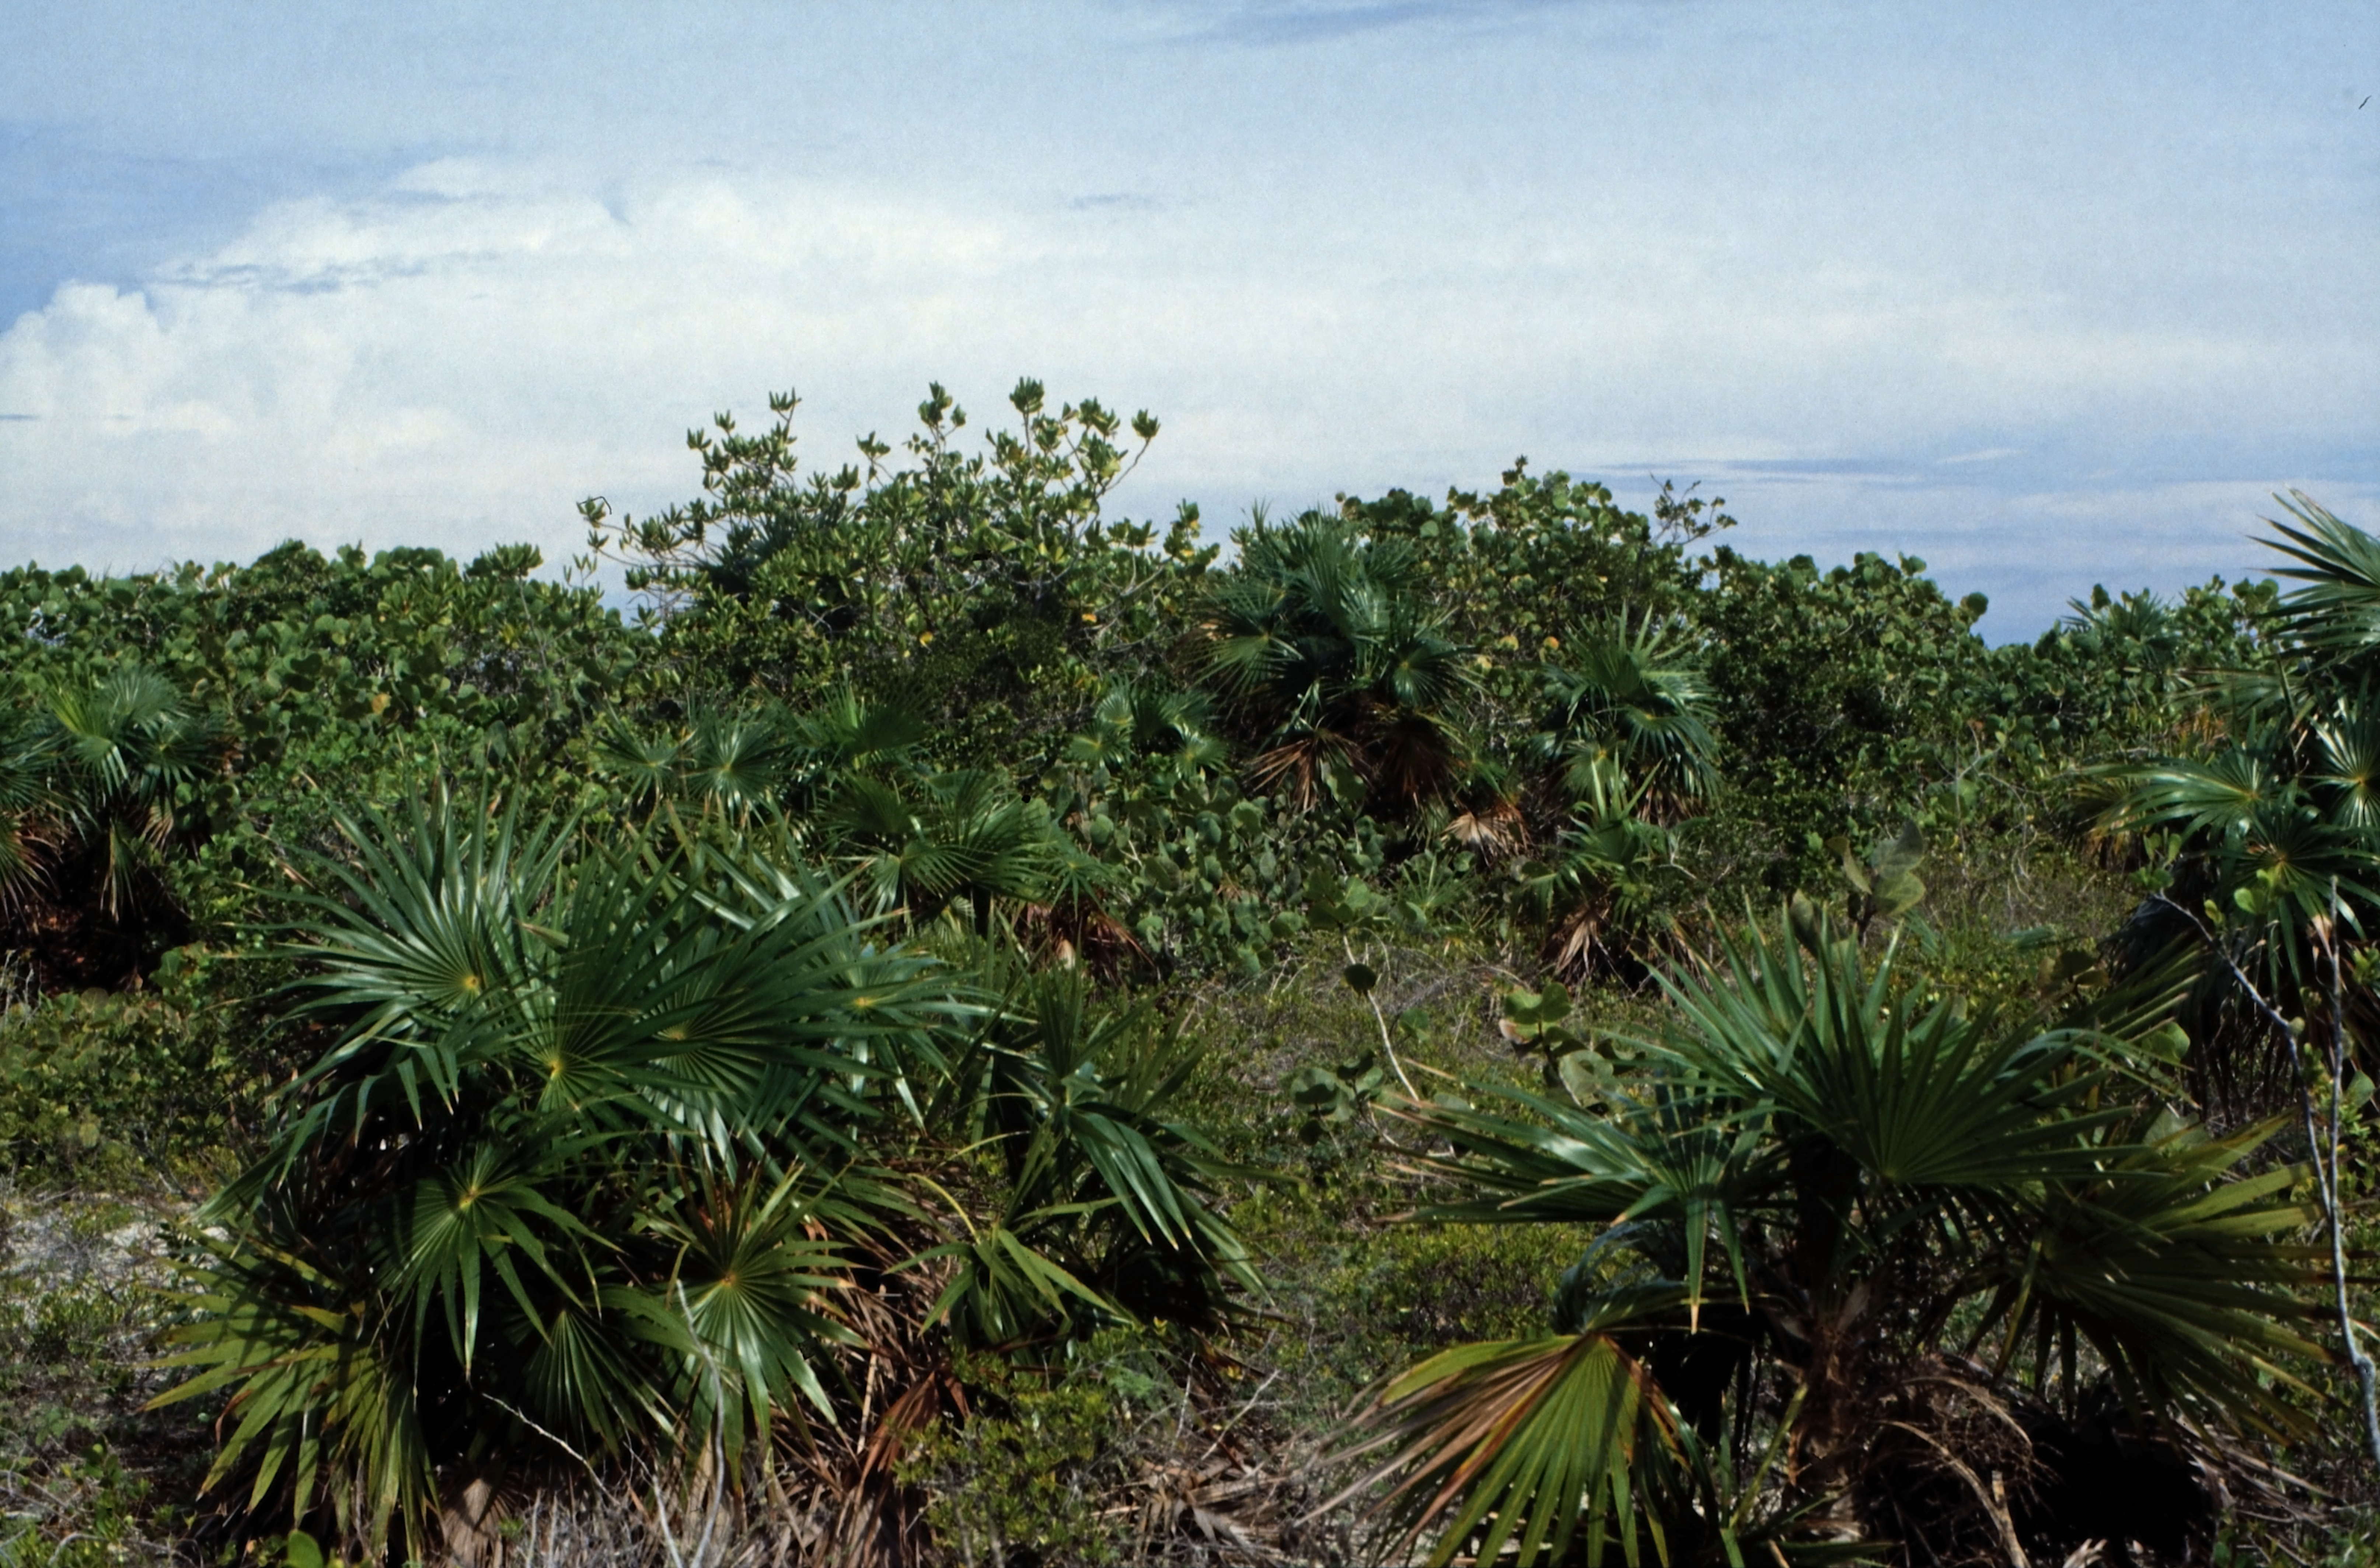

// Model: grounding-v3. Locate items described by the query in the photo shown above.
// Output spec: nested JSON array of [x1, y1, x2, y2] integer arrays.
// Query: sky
[[0, 1, 2372, 638]]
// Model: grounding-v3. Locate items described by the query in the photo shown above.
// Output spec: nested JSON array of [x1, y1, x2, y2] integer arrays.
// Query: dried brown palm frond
[[1441, 794, 1526, 863], [1115, 1449, 1285, 1564], [1367, 706, 1467, 809], [1097, 1347, 1305, 1565], [1247, 732, 1362, 810], [1857, 1354, 2336, 1568], [775, 1228, 962, 1568], [1862, 1358, 2047, 1568], [1013, 899, 1149, 979]]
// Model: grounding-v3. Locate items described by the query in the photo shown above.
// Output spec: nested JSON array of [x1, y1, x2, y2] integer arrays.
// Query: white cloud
[[0, 150, 2369, 636], [0, 171, 1031, 570]]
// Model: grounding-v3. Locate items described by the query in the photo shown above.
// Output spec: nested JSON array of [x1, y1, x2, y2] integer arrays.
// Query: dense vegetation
[[0, 380, 2373, 1568]]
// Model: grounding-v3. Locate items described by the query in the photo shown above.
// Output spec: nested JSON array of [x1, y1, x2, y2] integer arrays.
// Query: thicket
[[0, 379, 2370, 1568]]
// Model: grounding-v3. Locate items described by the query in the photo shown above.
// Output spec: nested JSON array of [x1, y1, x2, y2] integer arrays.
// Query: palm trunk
[[1786, 1288, 1872, 1539]]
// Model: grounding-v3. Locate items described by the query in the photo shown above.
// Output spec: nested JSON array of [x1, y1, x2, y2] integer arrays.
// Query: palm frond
[[2262, 490, 2380, 662], [1993, 1112, 2328, 1438], [1647, 915, 2134, 1195], [151, 1232, 434, 1558], [1326, 1331, 1668, 1568]]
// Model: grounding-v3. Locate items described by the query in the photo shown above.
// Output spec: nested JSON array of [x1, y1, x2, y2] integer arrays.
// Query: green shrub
[[1323, 1222, 1577, 1348], [0, 958, 284, 1185], [898, 1332, 1175, 1568], [0, 1446, 158, 1568]]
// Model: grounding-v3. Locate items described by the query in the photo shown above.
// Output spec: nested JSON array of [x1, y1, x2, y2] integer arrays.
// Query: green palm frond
[[597, 719, 687, 803], [540, 839, 952, 1161], [787, 685, 926, 778], [517, 1285, 678, 1453], [14, 664, 221, 914], [387, 1136, 590, 1372], [2101, 749, 2278, 841], [2314, 704, 2380, 829], [1326, 1330, 1668, 1568], [923, 969, 1259, 1343], [921, 1221, 1118, 1347], [680, 713, 792, 817], [1537, 615, 1720, 806], [655, 1170, 856, 1452], [603, 702, 876, 819], [1402, 1081, 1768, 1323], [1515, 759, 1675, 928], [286, 788, 565, 1030], [2262, 489, 2380, 663], [1353, 905, 2323, 1561], [0, 701, 60, 900], [1993, 1112, 2328, 1437], [1068, 680, 1225, 776], [1651, 917, 2127, 1190], [152, 1232, 433, 1561], [2233, 805, 2380, 927], [250, 790, 568, 1173], [826, 768, 1056, 925], [47, 666, 215, 806]]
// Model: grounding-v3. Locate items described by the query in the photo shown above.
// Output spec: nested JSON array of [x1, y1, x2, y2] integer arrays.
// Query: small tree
[[584, 381, 1214, 763]]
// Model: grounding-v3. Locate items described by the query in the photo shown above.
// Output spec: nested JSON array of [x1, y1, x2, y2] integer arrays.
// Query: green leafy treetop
[[586, 381, 1217, 768]]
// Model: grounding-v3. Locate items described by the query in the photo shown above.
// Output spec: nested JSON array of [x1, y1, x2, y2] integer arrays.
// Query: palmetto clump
[[1, 666, 217, 910], [156, 793, 962, 1557], [1333, 909, 2324, 1566], [1203, 511, 1476, 810], [1532, 615, 1720, 818], [0, 665, 219, 988], [154, 787, 1258, 1561]]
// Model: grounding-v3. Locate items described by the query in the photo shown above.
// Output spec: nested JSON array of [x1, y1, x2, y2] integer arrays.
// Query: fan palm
[[921, 967, 1261, 1344], [600, 709, 795, 821], [1512, 756, 1678, 981], [1203, 511, 1475, 808], [2262, 490, 2380, 674], [2099, 491, 2380, 1464], [0, 665, 216, 916], [0, 699, 61, 901], [826, 767, 1059, 932], [601, 693, 927, 823], [784, 686, 928, 796], [1331, 908, 2325, 1566], [1533, 615, 1720, 813], [1065, 680, 1227, 788], [155, 788, 964, 1558], [2100, 495, 2380, 1111], [2111, 493, 2380, 871]]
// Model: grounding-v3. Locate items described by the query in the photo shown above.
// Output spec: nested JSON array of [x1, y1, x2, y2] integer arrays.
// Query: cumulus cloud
[[0, 146, 2369, 632], [0, 168, 1015, 570]]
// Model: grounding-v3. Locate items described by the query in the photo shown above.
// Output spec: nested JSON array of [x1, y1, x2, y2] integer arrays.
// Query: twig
[[1342, 936, 1418, 1100], [2320, 882, 2380, 1466], [2154, 891, 2380, 1468], [486, 1396, 604, 1484], [1195, 1366, 1285, 1467]]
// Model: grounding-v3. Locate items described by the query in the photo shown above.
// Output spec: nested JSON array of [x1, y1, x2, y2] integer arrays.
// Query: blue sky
[[0, 1, 2372, 636]]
